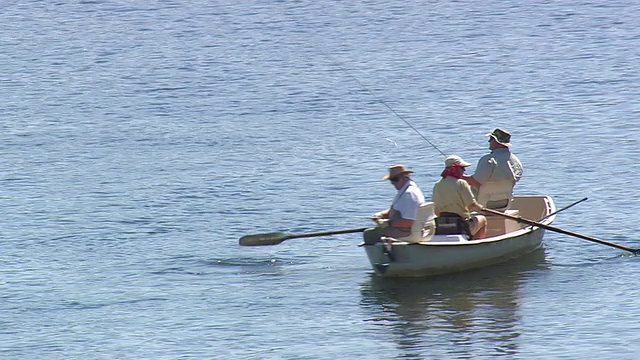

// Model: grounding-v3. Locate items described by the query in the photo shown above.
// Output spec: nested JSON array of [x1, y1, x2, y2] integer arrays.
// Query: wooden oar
[[239, 227, 369, 246], [536, 197, 588, 222], [482, 207, 640, 255]]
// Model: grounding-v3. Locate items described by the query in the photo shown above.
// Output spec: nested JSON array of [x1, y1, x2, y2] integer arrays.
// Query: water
[[2, 0, 640, 359]]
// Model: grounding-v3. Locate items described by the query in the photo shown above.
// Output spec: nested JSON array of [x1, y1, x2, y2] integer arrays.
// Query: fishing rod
[[336, 63, 447, 157]]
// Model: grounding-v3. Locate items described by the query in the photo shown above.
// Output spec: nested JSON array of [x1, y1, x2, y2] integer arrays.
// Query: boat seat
[[485, 199, 510, 211], [384, 202, 436, 243], [485, 209, 521, 237], [434, 212, 472, 239]]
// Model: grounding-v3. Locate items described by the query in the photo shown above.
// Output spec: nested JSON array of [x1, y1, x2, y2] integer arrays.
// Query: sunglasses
[[389, 176, 403, 182]]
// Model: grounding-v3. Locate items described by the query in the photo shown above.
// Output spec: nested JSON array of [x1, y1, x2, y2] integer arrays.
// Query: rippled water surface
[[2, 1, 640, 359]]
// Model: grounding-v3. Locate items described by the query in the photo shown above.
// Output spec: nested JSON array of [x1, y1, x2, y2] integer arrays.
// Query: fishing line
[[335, 63, 447, 157]]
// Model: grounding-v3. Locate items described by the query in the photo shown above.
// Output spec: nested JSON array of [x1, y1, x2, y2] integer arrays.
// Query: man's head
[[444, 155, 471, 168], [442, 155, 471, 177], [382, 164, 413, 189], [486, 128, 512, 149]]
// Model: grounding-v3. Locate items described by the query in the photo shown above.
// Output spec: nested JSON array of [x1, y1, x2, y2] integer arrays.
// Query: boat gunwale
[[381, 227, 537, 247], [375, 196, 556, 247]]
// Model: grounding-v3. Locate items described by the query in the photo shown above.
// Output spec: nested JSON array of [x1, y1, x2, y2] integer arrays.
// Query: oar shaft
[[536, 197, 588, 222], [538, 222, 633, 252], [285, 227, 369, 240], [239, 226, 370, 246], [483, 207, 638, 254]]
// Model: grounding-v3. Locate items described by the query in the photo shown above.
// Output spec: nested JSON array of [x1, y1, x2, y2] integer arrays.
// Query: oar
[[482, 207, 640, 255], [239, 227, 369, 246], [536, 197, 588, 222]]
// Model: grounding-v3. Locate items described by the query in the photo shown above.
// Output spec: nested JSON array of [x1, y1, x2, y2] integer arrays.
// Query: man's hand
[[371, 211, 388, 223], [375, 219, 389, 228]]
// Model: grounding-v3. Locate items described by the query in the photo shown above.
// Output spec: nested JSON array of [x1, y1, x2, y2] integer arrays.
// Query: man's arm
[[371, 208, 390, 223], [468, 201, 484, 212], [510, 154, 523, 182], [463, 174, 482, 187], [389, 217, 415, 228]]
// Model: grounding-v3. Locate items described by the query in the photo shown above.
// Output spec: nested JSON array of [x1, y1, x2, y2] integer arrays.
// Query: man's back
[[473, 149, 522, 207], [433, 176, 474, 218]]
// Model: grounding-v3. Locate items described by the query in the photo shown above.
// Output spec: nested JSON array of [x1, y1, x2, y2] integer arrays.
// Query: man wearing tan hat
[[464, 128, 523, 210], [364, 164, 425, 245], [433, 155, 487, 239]]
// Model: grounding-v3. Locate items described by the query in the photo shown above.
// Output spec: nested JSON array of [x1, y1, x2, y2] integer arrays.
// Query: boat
[[362, 195, 556, 277]]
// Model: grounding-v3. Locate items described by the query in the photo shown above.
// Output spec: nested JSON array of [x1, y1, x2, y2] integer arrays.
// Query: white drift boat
[[362, 195, 556, 278]]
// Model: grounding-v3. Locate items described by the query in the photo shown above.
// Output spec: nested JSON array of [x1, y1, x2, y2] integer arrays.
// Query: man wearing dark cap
[[464, 128, 523, 210]]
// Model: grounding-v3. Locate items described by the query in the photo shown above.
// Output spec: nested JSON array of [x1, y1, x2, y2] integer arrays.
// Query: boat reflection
[[359, 249, 548, 358]]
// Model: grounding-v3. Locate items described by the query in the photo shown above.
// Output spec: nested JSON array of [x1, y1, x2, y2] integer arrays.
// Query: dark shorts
[[435, 212, 472, 238], [363, 226, 411, 244]]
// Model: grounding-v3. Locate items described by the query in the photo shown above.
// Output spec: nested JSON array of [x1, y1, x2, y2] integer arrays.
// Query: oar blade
[[239, 232, 288, 246]]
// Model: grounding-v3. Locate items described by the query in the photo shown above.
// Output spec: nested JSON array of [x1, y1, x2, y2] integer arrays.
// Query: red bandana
[[440, 164, 464, 179]]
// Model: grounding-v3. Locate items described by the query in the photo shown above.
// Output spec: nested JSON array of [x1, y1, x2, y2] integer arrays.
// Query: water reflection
[[360, 249, 548, 358]]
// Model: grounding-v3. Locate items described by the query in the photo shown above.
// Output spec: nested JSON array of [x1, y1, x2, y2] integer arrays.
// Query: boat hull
[[363, 195, 555, 277]]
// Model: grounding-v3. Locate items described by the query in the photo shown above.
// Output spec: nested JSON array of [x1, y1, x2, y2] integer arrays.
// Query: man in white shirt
[[364, 164, 425, 245], [464, 128, 523, 210]]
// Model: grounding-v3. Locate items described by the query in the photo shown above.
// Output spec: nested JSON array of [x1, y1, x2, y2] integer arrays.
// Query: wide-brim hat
[[486, 128, 512, 146], [444, 155, 471, 167], [382, 164, 414, 180]]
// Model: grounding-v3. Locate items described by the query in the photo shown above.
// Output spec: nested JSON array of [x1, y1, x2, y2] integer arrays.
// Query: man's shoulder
[[493, 148, 513, 157], [455, 178, 472, 189], [406, 182, 425, 197], [478, 152, 495, 163], [435, 177, 467, 187]]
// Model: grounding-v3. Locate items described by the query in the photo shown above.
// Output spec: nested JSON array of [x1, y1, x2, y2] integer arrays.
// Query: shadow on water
[[359, 249, 548, 358]]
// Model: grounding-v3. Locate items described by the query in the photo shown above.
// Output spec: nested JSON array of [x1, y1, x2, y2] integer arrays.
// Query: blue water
[[2, 1, 640, 359]]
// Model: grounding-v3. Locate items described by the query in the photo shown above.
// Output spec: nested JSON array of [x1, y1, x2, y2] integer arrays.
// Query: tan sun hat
[[486, 128, 512, 146], [444, 155, 471, 167], [382, 164, 414, 180]]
